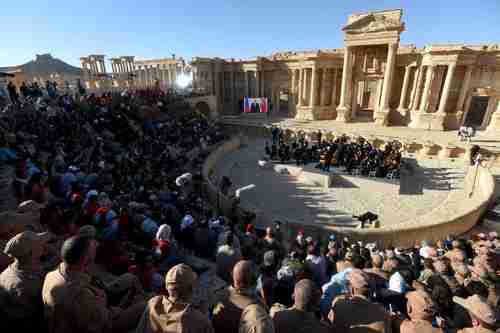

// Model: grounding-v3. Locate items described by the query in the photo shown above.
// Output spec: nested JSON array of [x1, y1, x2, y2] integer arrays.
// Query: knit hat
[[4, 231, 51, 259], [263, 250, 277, 268], [78, 225, 97, 239], [246, 224, 255, 233], [17, 200, 44, 213], [165, 264, 197, 289]]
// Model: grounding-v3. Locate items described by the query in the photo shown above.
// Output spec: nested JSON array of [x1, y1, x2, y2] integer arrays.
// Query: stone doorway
[[277, 89, 289, 116], [464, 96, 490, 128], [356, 79, 381, 122]]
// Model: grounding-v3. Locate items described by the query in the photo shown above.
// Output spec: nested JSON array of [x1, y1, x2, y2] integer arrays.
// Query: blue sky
[[1, 0, 499, 68]]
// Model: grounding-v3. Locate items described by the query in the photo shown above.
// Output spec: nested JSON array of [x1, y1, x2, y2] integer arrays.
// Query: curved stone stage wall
[[203, 136, 496, 248]]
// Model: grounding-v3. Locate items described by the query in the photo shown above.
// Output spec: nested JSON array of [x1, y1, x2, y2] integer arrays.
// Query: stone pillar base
[[374, 111, 390, 126], [487, 112, 500, 132], [439, 144, 459, 159], [295, 106, 336, 121], [442, 113, 461, 130], [430, 113, 446, 131], [456, 111, 464, 126], [335, 105, 351, 122], [395, 108, 411, 126], [407, 113, 447, 131]]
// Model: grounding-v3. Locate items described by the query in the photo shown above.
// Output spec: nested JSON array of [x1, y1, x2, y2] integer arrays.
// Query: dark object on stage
[[353, 212, 379, 228], [354, 211, 378, 222]]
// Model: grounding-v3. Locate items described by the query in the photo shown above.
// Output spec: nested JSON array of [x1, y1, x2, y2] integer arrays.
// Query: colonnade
[[134, 64, 180, 88], [111, 57, 135, 74], [292, 67, 340, 108], [80, 55, 107, 76], [408, 63, 473, 129]]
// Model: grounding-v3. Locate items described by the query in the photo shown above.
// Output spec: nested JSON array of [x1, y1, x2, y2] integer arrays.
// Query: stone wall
[[203, 136, 496, 248]]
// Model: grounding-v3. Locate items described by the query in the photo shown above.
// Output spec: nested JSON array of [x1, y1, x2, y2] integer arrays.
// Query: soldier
[[271, 279, 331, 333], [135, 264, 213, 333], [328, 268, 392, 332], [0, 231, 51, 331], [397, 290, 444, 333], [212, 260, 274, 333], [42, 235, 146, 333]]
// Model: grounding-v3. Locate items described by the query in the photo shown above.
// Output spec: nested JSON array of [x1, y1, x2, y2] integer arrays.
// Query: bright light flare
[[176, 73, 192, 88]]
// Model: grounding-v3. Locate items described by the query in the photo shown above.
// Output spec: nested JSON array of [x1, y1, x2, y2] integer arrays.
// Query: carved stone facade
[[110, 56, 135, 88], [191, 9, 500, 131], [80, 55, 188, 91], [80, 55, 109, 89], [132, 57, 187, 89]]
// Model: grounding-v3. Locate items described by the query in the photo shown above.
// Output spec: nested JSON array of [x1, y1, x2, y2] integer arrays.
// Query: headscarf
[[156, 224, 172, 242], [389, 271, 409, 293]]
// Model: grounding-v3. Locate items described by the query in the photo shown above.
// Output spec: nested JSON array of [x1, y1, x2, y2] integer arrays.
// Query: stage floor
[[220, 114, 500, 155], [214, 138, 467, 228]]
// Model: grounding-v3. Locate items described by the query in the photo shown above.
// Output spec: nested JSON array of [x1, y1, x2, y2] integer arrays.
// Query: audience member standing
[[212, 260, 274, 333], [328, 269, 392, 332], [136, 264, 213, 333], [271, 279, 331, 333], [0, 231, 51, 331]]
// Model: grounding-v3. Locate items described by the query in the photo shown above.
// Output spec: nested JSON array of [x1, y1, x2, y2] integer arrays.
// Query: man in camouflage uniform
[[212, 260, 274, 333], [328, 268, 392, 332], [0, 231, 51, 331], [136, 263, 213, 333], [42, 235, 146, 333], [271, 279, 331, 333]]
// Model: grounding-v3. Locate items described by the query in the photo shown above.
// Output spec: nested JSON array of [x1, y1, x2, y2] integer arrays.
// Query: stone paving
[[215, 138, 467, 228]]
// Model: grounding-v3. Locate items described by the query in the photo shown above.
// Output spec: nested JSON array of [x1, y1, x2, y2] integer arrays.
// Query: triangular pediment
[[343, 13, 404, 34]]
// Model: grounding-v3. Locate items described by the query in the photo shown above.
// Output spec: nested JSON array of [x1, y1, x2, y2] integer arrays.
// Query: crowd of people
[[265, 126, 402, 179], [0, 81, 498, 333]]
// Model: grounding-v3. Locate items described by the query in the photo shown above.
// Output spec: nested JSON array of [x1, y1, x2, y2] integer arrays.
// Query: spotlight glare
[[177, 73, 192, 88]]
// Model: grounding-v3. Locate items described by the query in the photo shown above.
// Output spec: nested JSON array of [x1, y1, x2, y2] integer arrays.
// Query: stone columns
[[337, 46, 353, 121], [256, 71, 261, 97], [338, 48, 352, 109], [409, 66, 421, 110], [486, 100, 500, 132], [297, 68, 303, 107], [437, 63, 457, 115], [221, 72, 226, 104], [433, 63, 456, 130], [301, 68, 309, 106], [376, 43, 398, 125], [397, 65, 412, 114], [320, 68, 328, 106], [310, 66, 317, 106], [215, 70, 221, 105], [230, 71, 235, 113], [456, 65, 473, 122], [261, 71, 265, 97], [291, 69, 297, 104], [244, 71, 249, 97], [331, 68, 338, 107], [420, 65, 435, 112]]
